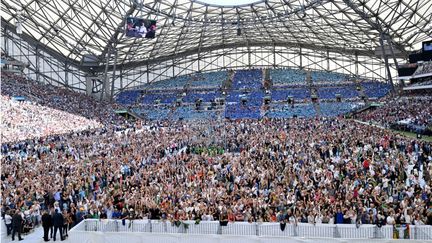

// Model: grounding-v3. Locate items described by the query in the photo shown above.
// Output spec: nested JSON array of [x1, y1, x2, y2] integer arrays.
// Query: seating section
[[133, 106, 171, 120], [319, 102, 362, 117], [145, 76, 189, 90], [1, 95, 102, 143], [414, 61, 432, 75], [361, 81, 391, 98], [225, 105, 261, 119], [183, 91, 221, 103], [317, 85, 358, 99], [116, 90, 141, 105], [311, 71, 349, 84], [271, 88, 310, 101], [141, 92, 178, 104], [114, 70, 393, 121], [189, 71, 228, 89], [265, 103, 316, 118], [171, 106, 219, 120], [270, 69, 306, 86], [356, 97, 432, 128], [232, 70, 263, 90], [227, 91, 264, 106], [1, 72, 120, 124]]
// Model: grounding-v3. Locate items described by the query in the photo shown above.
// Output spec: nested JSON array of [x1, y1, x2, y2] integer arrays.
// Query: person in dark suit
[[11, 210, 24, 241], [42, 210, 52, 241], [52, 209, 64, 241]]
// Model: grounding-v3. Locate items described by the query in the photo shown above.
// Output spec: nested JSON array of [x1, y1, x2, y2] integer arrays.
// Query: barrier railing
[[71, 219, 432, 240]]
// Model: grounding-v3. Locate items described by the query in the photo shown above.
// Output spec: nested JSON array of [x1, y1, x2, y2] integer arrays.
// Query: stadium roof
[[2, 0, 431, 71]]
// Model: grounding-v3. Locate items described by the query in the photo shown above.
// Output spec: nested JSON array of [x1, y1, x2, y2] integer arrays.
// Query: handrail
[[70, 219, 432, 240]]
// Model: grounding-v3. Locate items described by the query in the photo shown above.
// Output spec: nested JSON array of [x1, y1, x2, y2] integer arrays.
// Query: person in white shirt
[[137, 23, 147, 38], [386, 213, 396, 225], [4, 211, 12, 235]]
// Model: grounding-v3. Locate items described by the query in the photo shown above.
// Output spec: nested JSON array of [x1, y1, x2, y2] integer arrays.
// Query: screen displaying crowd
[[125, 17, 156, 39], [1, 72, 432, 242]]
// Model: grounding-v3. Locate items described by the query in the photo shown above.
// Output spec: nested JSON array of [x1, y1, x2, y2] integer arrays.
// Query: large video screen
[[125, 17, 156, 39], [423, 41, 432, 52]]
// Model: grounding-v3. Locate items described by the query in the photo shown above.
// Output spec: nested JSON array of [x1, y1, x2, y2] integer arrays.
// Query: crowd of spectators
[[356, 97, 432, 129], [2, 117, 432, 230], [2, 72, 432, 243], [0, 95, 102, 143], [414, 61, 432, 76], [1, 72, 123, 126]]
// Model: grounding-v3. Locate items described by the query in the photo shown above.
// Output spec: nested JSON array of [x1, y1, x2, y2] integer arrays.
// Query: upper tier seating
[[317, 85, 358, 99], [116, 90, 141, 105], [183, 91, 221, 103], [361, 81, 391, 98], [232, 70, 263, 90], [270, 69, 306, 86], [145, 76, 189, 90], [1, 95, 102, 143], [271, 88, 311, 101], [189, 71, 228, 89], [311, 70, 349, 84]]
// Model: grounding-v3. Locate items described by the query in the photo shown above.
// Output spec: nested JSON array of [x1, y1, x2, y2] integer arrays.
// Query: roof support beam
[[102, 41, 376, 72], [99, 2, 138, 59]]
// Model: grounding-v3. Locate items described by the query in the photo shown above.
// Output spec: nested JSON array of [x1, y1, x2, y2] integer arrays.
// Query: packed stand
[[1, 72, 122, 125], [0, 95, 102, 143], [356, 97, 432, 132], [414, 61, 432, 76]]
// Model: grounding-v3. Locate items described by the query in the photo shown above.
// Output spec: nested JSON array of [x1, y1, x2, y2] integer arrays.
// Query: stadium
[[1, 0, 432, 242]]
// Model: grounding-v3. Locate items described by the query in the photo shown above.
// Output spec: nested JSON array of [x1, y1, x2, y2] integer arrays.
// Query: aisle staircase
[[355, 81, 369, 104], [305, 70, 322, 116]]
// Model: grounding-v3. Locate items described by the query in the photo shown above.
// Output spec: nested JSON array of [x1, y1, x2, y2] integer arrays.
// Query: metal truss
[[1, 0, 431, 94]]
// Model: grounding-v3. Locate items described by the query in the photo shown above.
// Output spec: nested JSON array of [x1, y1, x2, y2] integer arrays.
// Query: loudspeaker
[[241, 97, 247, 105]]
